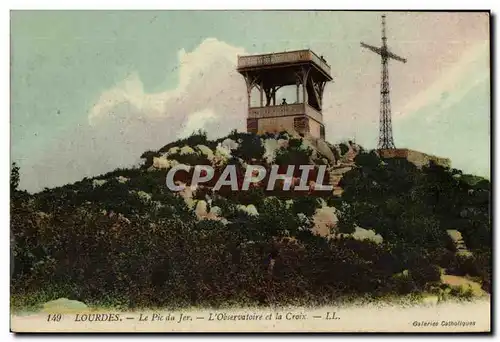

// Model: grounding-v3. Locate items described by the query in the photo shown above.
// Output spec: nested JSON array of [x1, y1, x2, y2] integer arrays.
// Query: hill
[[10, 130, 491, 310]]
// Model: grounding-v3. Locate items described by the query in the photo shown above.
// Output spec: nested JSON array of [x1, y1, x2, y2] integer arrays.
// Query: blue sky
[[10, 11, 490, 192]]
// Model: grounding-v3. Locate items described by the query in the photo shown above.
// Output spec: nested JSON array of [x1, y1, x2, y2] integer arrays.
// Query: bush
[[446, 253, 490, 284], [336, 202, 356, 234], [449, 285, 474, 301], [158, 129, 215, 153], [168, 152, 211, 166], [391, 272, 417, 294], [291, 197, 321, 217], [275, 141, 312, 166], [339, 143, 349, 155], [409, 262, 441, 288], [353, 151, 381, 169], [10, 135, 491, 309], [231, 133, 265, 161]]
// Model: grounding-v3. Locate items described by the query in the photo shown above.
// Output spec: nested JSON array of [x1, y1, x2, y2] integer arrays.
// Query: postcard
[[10, 10, 491, 333]]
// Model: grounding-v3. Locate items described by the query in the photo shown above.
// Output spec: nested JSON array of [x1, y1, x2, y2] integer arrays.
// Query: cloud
[[20, 38, 250, 192], [178, 108, 218, 139], [88, 38, 247, 126]]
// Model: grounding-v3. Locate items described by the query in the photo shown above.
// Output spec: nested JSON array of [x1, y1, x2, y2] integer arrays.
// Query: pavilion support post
[[319, 81, 325, 110], [247, 86, 253, 109], [301, 67, 310, 106], [260, 82, 264, 107], [264, 87, 272, 106], [296, 82, 300, 103], [244, 74, 258, 109]]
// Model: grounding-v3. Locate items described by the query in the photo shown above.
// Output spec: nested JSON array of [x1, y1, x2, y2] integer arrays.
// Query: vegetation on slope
[[10, 131, 491, 310]]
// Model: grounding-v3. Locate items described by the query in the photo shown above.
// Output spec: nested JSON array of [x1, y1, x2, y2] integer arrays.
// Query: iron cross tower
[[361, 14, 407, 149]]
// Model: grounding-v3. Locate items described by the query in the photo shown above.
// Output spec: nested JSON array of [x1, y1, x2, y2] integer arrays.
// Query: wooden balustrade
[[248, 103, 322, 123], [238, 50, 331, 76]]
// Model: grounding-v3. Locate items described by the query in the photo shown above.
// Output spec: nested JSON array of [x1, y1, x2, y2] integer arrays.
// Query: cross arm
[[361, 42, 407, 63], [386, 50, 407, 63], [360, 42, 383, 56]]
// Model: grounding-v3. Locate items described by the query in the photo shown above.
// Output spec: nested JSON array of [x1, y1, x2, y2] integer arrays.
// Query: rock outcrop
[[42, 298, 88, 313]]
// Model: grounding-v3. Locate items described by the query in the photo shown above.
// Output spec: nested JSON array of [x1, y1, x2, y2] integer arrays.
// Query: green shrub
[[449, 285, 474, 300], [231, 133, 265, 161], [291, 196, 321, 217], [409, 262, 441, 288], [275, 141, 312, 166], [10, 135, 491, 309], [339, 143, 349, 155]]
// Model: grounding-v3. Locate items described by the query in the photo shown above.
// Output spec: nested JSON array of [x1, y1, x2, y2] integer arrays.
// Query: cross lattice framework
[[361, 14, 407, 149]]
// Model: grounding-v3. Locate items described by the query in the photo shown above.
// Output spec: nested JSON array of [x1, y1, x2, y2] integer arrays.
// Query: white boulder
[[262, 139, 281, 163], [42, 298, 88, 313], [447, 229, 472, 257], [221, 138, 239, 151], [135, 190, 152, 203], [237, 204, 259, 216], [312, 205, 339, 237], [352, 226, 383, 244], [179, 145, 196, 155], [152, 156, 179, 169], [116, 176, 129, 183], [210, 206, 222, 216], [164, 146, 180, 156], [178, 183, 197, 208], [92, 179, 107, 187], [195, 200, 208, 219], [447, 229, 463, 242], [196, 145, 215, 160]]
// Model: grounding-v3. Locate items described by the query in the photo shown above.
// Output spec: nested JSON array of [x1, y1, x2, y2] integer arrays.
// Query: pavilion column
[[296, 82, 300, 103], [260, 82, 264, 107], [302, 80, 306, 105], [247, 87, 251, 109], [320, 81, 325, 110], [244, 74, 252, 109], [301, 68, 310, 106]]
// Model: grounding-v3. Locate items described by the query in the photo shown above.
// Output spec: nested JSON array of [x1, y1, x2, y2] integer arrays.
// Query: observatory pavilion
[[237, 49, 332, 140]]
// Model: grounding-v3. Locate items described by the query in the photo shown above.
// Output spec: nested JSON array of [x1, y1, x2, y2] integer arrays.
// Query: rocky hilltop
[[10, 129, 491, 310]]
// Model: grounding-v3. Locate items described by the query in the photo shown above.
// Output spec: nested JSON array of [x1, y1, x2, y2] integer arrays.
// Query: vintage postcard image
[[10, 10, 491, 333]]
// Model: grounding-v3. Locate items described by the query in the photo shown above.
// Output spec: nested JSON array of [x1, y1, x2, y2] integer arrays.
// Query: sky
[[10, 10, 490, 193]]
